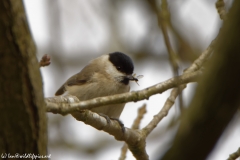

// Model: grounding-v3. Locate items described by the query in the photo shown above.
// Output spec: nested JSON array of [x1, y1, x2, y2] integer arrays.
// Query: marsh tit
[[55, 52, 138, 120]]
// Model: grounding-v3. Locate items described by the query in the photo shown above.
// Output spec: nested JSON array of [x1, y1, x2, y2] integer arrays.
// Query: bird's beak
[[125, 75, 138, 81]]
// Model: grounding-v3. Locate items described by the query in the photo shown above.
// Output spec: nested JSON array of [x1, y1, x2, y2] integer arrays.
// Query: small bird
[[55, 52, 138, 121]]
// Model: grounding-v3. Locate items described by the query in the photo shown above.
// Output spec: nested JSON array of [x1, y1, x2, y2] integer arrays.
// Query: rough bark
[[0, 0, 47, 158]]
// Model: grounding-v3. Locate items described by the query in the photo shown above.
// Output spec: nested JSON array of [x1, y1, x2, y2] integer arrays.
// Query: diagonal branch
[[159, 0, 179, 75], [161, 1, 240, 159], [45, 37, 214, 160], [119, 104, 147, 160], [45, 70, 202, 115], [142, 39, 215, 136], [70, 109, 149, 160], [143, 86, 184, 136], [227, 147, 240, 160], [216, 0, 227, 20]]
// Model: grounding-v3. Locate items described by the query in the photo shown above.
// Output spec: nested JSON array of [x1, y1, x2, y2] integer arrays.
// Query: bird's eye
[[117, 66, 121, 70]]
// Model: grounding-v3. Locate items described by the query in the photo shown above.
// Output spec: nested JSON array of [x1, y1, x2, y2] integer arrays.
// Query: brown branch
[[142, 39, 215, 136], [143, 86, 185, 136], [227, 147, 240, 160], [161, 1, 240, 159], [132, 104, 147, 130], [45, 70, 202, 115], [45, 39, 212, 159], [129, 38, 213, 157], [216, 0, 227, 20], [119, 104, 147, 160], [185, 40, 214, 73], [45, 36, 214, 159], [147, 0, 190, 111], [71, 109, 149, 160], [43, 22, 216, 159], [159, 0, 179, 74], [147, 0, 179, 74]]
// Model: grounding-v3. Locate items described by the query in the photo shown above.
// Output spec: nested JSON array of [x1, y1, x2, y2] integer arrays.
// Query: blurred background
[[23, 0, 239, 159]]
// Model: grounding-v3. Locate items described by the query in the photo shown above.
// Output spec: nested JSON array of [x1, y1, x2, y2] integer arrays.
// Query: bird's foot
[[99, 113, 125, 133]]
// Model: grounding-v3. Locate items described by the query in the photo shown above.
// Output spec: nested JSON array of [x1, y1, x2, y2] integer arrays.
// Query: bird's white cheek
[[105, 61, 125, 78]]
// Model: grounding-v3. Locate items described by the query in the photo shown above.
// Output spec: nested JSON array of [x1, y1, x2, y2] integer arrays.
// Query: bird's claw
[[99, 113, 125, 133]]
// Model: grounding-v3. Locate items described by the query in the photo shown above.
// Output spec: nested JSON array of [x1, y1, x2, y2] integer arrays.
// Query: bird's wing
[[55, 74, 87, 95], [55, 63, 99, 96]]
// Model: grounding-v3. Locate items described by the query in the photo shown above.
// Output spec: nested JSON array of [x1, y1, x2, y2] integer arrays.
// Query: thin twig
[[143, 86, 184, 135], [159, 0, 179, 75], [146, 0, 179, 75], [216, 0, 227, 20], [119, 142, 129, 160], [227, 147, 240, 160], [185, 40, 215, 73], [142, 39, 215, 136], [149, 0, 185, 111], [119, 104, 147, 160], [160, 0, 185, 111]]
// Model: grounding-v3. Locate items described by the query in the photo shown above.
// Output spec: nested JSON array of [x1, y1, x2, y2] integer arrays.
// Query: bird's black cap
[[109, 52, 134, 75]]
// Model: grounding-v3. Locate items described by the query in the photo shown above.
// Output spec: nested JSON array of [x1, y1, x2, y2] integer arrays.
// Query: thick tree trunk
[[161, 1, 240, 160], [0, 0, 47, 158]]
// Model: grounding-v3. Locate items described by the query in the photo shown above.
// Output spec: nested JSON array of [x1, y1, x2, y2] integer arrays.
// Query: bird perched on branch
[[55, 52, 138, 126]]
